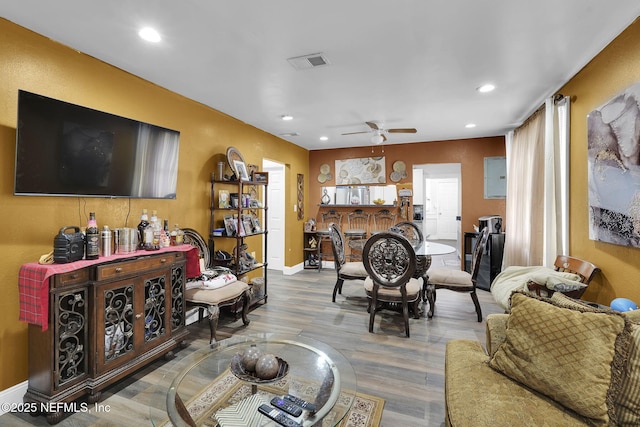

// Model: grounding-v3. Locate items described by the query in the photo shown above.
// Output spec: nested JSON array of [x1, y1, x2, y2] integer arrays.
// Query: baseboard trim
[[0, 381, 28, 415], [283, 263, 303, 275]]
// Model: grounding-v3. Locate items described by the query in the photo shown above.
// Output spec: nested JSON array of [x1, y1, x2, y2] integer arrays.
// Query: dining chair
[[371, 209, 397, 235], [328, 223, 368, 302], [425, 226, 489, 322], [362, 231, 422, 337], [316, 210, 343, 271], [390, 221, 423, 246], [391, 221, 432, 299], [345, 209, 370, 260]]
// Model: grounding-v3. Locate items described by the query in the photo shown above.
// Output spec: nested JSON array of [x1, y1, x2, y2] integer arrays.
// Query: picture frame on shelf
[[223, 215, 237, 237], [234, 160, 250, 181], [242, 214, 255, 235], [251, 215, 262, 233], [218, 190, 230, 208], [252, 171, 269, 183]]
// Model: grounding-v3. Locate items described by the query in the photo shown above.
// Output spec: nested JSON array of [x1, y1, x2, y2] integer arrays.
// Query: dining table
[[349, 238, 456, 270], [349, 237, 456, 302]]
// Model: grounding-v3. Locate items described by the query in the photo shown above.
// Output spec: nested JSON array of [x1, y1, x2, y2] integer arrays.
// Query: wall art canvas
[[335, 157, 386, 184], [587, 82, 640, 247]]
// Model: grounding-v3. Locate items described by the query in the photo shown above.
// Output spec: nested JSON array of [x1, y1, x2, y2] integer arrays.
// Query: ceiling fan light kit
[[343, 120, 417, 144], [371, 133, 385, 145]]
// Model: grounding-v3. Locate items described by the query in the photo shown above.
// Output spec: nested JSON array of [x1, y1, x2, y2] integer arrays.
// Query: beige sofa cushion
[[485, 313, 509, 357], [445, 340, 589, 426], [489, 292, 629, 426]]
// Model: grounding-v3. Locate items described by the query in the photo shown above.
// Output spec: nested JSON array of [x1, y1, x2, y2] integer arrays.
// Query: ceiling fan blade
[[382, 133, 387, 142], [387, 128, 417, 133], [341, 131, 370, 135], [365, 121, 380, 130]]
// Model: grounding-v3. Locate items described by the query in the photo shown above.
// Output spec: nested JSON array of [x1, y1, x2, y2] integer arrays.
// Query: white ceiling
[[2, 1, 639, 150]]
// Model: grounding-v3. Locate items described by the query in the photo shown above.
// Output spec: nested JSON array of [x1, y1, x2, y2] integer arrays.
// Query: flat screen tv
[[14, 90, 180, 199]]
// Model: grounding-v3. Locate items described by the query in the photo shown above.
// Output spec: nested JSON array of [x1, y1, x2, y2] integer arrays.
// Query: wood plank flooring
[[3, 258, 504, 427]]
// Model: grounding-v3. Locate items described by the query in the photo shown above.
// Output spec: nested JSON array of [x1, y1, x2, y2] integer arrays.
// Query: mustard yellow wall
[[560, 17, 640, 305], [0, 18, 308, 390]]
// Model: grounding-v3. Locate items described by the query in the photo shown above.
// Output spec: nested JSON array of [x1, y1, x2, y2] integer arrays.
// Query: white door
[[263, 160, 284, 270], [435, 179, 459, 240]]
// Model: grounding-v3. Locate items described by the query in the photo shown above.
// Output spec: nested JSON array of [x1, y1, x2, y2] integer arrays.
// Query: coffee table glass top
[[159, 334, 357, 427]]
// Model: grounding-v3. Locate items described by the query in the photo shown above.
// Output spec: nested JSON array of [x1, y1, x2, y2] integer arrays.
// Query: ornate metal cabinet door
[[53, 287, 89, 389]]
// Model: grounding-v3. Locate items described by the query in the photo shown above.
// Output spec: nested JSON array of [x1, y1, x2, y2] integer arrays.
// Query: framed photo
[[242, 214, 255, 235], [218, 190, 230, 208], [252, 171, 269, 183], [233, 160, 250, 181], [223, 215, 237, 237], [251, 215, 262, 233]]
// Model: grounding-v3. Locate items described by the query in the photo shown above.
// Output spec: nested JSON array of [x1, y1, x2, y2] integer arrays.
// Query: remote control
[[257, 404, 303, 427], [270, 396, 303, 417], [284, 394, 317, 413]]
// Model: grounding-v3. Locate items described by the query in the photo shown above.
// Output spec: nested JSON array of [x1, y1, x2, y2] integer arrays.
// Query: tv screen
[[14, 90, 180, 199]]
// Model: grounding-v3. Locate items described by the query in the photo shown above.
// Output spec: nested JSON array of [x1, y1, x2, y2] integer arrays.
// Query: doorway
[[413, 163, 462, 255], [263, 159, 285, 271]]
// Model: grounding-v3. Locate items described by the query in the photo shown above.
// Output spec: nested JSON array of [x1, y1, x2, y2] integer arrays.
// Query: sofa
[[444, 291, 640, 426]]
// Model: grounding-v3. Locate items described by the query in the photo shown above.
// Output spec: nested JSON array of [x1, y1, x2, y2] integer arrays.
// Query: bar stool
[[345, 209, 370, 260], [371, 209, 397, 235], [316, 210, 343, 271]]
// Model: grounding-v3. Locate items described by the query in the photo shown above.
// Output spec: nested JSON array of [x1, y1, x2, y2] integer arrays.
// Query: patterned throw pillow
[[489, 292, 630, 426], [550, 291, 640, 424]]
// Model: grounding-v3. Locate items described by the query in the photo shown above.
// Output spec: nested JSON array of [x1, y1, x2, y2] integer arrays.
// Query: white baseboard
[[0, 381, 28, 415], [283, 263, 303, 275]]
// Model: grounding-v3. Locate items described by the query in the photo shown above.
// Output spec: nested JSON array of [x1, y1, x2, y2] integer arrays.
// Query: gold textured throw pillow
[[615, 321, 640, 425], [489, 292, 628, 426]]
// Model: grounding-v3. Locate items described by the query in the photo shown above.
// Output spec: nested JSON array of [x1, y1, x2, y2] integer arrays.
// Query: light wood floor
[[3, 259, 503, 427]]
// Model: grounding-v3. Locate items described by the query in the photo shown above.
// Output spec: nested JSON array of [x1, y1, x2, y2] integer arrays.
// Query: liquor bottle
[[161, 219, 171, 247], [85, 212, 100, 260], [147, 210, 161, 250], [171, 224, 184, 246], [137, 209, 149, 249]]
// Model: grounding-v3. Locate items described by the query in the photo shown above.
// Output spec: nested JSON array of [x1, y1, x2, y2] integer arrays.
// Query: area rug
[[163, 369, 384, 427]]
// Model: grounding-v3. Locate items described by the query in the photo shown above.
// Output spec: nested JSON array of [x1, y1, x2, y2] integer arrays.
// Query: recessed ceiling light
[[139, 27, 161, 43], [477, 84, 495, 93], [319, 136, 328, 141], [281, 115, 293, 121], [465, 123, 477, 128]]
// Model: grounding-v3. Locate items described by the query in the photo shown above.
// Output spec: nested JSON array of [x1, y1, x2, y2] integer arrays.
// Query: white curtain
[[503, 107, 546, 267], [503, 95, 570, 268], [543, 96, 571, 265]]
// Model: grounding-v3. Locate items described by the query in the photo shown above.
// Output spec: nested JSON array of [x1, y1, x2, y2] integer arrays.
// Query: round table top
[[156, 333, 357, 427], [414, 241, 456, 256], [349, 239, 456, 257]]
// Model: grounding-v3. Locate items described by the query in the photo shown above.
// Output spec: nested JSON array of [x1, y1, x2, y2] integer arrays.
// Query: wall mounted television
[[14, 90, 180, 199]]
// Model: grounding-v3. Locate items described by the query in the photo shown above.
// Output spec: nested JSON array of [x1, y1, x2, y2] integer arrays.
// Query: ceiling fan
[[341, 121, 417, 144]]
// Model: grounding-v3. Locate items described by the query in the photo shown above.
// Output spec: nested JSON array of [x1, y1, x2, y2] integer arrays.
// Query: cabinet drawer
[[52, 269, 90, 288], [96, 252, 183, 281]]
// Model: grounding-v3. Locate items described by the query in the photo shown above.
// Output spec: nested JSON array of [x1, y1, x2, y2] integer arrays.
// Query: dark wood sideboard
[[22, 250, 190, 424]]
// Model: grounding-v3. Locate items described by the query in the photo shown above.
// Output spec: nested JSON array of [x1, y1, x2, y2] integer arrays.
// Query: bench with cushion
[[185, 279, 251, 343]]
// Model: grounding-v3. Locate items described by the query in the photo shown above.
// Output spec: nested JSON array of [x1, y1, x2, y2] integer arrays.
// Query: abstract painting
[[587, 82, 640, 247]]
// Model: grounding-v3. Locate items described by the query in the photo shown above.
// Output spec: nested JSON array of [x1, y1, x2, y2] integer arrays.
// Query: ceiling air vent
[[287, 53, 331, 70], [279, 132, 300, 137]]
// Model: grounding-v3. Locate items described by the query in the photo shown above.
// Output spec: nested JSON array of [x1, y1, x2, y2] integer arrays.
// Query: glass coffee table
[[155, 334, 357, 427]]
